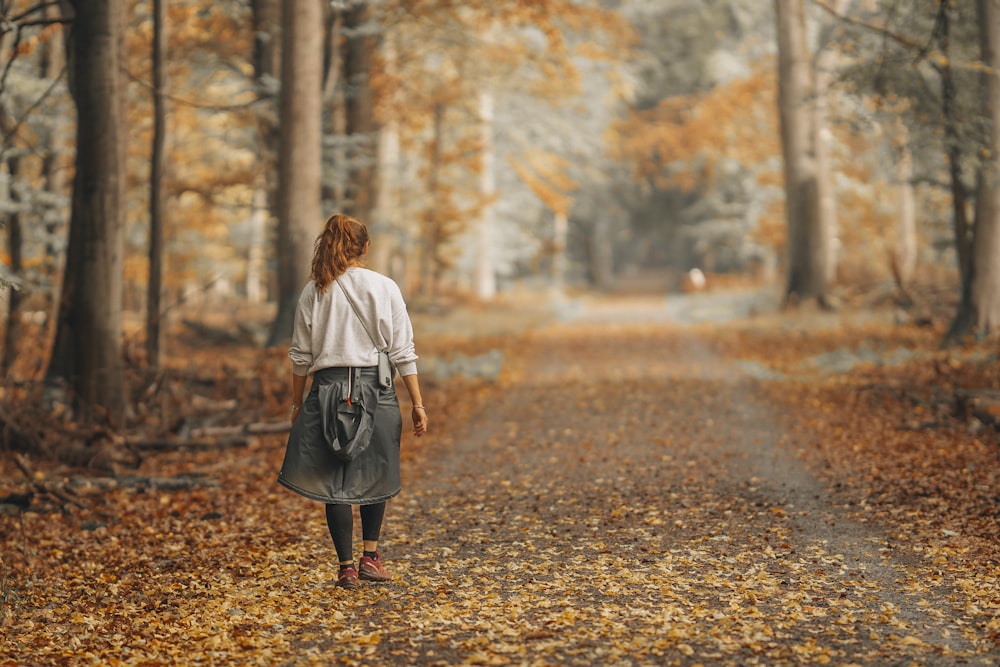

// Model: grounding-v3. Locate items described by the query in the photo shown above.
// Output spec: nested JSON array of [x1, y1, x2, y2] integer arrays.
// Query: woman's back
[[290, 267, 417, 377]]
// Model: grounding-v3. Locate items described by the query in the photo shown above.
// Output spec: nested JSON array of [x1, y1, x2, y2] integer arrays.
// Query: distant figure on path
[[682, 267, 706, 293], [278, 213, 428, 589]]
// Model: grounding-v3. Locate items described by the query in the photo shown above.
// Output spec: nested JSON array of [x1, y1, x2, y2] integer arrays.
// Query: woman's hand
[[402, 374, 427, 437], [411, 406, 427, 437], [290, 373, 307, 424]]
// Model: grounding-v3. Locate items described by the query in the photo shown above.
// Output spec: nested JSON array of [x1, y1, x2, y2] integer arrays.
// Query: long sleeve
[[288, 284, 315, 377], [387, 287, 418, 376]]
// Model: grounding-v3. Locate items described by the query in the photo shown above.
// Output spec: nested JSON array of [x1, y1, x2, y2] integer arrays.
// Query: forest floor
[[2, 285, 999, 666]]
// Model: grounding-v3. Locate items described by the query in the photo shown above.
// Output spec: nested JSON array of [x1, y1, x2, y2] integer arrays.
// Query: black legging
[[325, 502, 386, 563]]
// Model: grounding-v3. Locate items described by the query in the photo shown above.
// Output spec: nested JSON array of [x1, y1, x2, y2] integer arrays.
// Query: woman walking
[[278, 213, 427, 589]]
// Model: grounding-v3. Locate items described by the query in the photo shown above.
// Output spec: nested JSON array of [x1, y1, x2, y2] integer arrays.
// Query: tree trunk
[[1, 25, 23, 374], [420, 103, 444, 298], [370, 115, 400, 278], [267, 0, 323, 346], [893, 122, 917, 292], [946, 0, 1000, 342], [253, 0, 281, 82], [41, 1, 68, 332], [1, 157, 22, 376], [251, 0, 280, 308], [343, 0, 377, 224], [420, 102, 444, 297], [246, 186, 267, 303], [589, 212, 615, 291], [146, 0, 167, 367], [322, 5, 340, 99], [970, 0, 1000, 334], [323, 8, 346, 209], [475, 90, 497, 301], [551, 211, 568, 298], [775, 0, 828, 305], [370, 35, 399, 278], [935, 1, 974, 288], [251, 0, 281, 178], [814, 0, 847, 286], [47, 0, 127, 424]]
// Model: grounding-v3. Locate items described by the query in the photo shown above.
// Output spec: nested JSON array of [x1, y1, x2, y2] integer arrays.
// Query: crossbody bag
[[335, 276, 395, 389]]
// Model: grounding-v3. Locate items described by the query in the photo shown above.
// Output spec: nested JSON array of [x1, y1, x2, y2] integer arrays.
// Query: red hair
[[311, 213, 369, 291]]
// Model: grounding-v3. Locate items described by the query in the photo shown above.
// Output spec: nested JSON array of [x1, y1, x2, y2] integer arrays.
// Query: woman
[[278, 213, 427, 590]]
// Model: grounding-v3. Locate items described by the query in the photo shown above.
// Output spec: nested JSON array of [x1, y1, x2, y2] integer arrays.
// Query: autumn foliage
[[611, 65, 780, 194]]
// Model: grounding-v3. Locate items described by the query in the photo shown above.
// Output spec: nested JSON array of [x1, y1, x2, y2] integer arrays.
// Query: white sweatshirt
[[289, 267, 419, 378]]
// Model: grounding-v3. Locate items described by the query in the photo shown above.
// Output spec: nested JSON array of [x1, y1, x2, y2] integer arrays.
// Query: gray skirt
[[278, 366, 402, 505]]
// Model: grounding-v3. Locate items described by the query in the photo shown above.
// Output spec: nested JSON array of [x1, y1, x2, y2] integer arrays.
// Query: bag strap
[[334, 276, 385, 354]]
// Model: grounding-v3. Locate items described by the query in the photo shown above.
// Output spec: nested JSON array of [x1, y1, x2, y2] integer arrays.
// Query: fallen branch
[[189, 395, 238, 412], [66, 475, 221, 491], [955, 389, 1000, 430], [128, 420, 289, 451], [129, 437, 248, 451], [189, 421, 290, 439], [12, 453, 92, 513]]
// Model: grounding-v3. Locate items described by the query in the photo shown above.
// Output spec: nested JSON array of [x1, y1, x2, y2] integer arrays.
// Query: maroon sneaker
[[336, 565, 359, 589], [358, 552, 392, 582]]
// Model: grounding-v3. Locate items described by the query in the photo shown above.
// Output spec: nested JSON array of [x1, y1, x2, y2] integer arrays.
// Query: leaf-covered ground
[[2, 294, 999, 666]]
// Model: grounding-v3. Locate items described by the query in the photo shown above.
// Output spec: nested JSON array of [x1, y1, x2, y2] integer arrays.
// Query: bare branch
[[0, 63, 67, 165], [0, 25, 22, 95], [13, 17, 69, 28], [12, 453, 93, 514], [126, 68, 262, 112], [811, 0, 926, 52], [8, 1, 62, 24]]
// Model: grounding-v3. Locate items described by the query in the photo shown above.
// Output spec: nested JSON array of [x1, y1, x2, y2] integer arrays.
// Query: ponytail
[[311, 213, 370, 291]]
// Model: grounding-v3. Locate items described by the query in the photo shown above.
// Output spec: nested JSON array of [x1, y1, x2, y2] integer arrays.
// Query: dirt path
[[362, 314, 995, 665], [5, 297, 997, 666]]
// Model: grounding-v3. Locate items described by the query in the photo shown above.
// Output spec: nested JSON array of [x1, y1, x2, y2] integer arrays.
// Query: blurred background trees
[[0, 0, 998, 419]]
